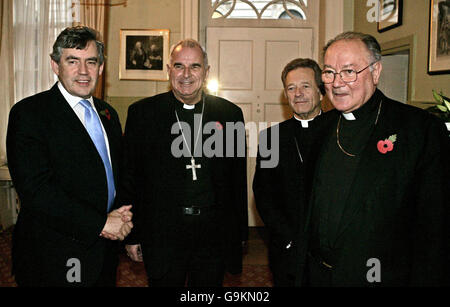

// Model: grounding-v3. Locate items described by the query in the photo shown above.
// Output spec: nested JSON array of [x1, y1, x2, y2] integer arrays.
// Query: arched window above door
[[211, 0, 308, 20]]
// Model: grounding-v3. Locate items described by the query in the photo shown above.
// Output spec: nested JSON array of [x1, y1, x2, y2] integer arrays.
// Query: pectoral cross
[[186, 157, 201, 181]]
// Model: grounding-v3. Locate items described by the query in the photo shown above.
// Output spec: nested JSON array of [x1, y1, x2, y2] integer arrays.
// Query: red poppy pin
[[377, 134, 397, 154], [215, 121, 223, 130], [100, 109, 111, 120]]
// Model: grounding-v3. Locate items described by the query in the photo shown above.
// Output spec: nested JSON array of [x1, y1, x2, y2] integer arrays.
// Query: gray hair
[[323, 31, 382, 64], [169, 39, 209, 67], [50, 26, 105, 65]]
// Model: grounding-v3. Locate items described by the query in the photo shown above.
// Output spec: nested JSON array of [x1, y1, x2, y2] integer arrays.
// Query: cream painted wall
[[353, 0, 450, 105], [319, 0, 354, 111], [105, 0, 181, 97], [104, 0, 181, 127]]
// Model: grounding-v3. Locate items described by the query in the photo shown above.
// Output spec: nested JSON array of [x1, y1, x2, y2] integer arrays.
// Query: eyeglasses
[[321, 61, 378, 84]]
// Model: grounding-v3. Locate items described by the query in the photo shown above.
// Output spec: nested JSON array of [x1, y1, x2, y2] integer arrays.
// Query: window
[[13, 0, 73, 102], [211, 0, 308, 20]]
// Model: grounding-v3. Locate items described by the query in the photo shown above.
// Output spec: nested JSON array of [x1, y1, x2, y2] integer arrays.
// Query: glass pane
[[212, 11, 224, 18], [228, 1, 258, 19], [277, 3, 306, 19], [261, 2, 306, 19], [211, 0, 308, 20], [277, 9, 304, 20], [214, 0, 234, 18]]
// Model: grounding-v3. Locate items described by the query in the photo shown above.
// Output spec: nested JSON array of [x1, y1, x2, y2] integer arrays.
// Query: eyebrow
[[64, 55, 98, 62], [287, 81, 312, 85], [173, 62, 202, 67], [323, 64, 355, 70]]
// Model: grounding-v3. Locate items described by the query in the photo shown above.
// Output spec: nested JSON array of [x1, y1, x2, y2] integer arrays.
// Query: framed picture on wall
[[119, 29, 170, 80], [428, 0, 450, 75], [377, 0, 403, 32]]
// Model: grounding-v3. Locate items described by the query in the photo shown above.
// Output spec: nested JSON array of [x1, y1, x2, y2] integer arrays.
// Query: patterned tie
[[79, 99, 115, 212]]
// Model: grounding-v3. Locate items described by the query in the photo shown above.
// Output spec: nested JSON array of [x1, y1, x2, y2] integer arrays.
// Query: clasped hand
[[100, 205, 133, 241]]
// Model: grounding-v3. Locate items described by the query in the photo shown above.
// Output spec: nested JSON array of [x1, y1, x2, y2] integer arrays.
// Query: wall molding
[[181, 0, 199, 40], [380, 35, 415, 104]]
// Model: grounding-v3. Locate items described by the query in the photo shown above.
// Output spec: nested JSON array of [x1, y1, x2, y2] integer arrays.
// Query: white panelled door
[[207, 27, 313, 226]]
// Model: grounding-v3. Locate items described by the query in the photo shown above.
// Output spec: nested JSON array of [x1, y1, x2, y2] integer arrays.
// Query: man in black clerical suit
[[6, 26, 133, 287], [122, 39, 248, 287], [253, 58, 325, 286], [302, 32, 450, 286]]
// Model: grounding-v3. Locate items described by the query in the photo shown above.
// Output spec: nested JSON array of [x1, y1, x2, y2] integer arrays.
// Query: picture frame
[[377, 0, 403, 33], [119, 29, 170, 80], [427, 0, 450, 75]]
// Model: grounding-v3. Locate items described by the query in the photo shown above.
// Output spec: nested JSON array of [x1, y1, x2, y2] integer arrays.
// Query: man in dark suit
[[122, 39, 248, 287], [253, 58, 325, 286], [6, 26, 133, 287], [303, 32, 449, 286]]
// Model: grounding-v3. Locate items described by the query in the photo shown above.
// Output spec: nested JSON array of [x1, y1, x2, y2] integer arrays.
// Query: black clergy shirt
[[171, 93, 215, 207], [310, 89, 383, 258], [293, 117, 319, 164]]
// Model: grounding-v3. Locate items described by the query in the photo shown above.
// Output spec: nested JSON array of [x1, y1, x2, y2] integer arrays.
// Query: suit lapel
[[202, 94, 221, 171], [49, 85, 110, 210], [50, 85, 99, 153], [285, 119, 314, 238], [167, 93, 190, 183], [303, 112, 338, 233], [286, 119, 305, 168]]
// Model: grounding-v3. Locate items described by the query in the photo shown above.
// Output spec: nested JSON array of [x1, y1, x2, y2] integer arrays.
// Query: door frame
[[380, 35, 415, 105]]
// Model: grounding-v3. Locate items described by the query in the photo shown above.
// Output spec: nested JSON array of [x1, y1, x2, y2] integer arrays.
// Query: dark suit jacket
[[253, 117, 325, 284], [6, 83, 123, 286], [120, 91, 248, 279], [297, 90, 450, 286]]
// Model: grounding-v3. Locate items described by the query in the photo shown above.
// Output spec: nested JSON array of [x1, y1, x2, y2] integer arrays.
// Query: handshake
[[100, 205, 133, 241]]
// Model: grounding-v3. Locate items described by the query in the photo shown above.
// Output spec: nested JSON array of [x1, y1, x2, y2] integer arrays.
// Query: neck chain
[[336, 99, 383, 157], [174, 97, 205, 180], [293, 136, 304, 163]]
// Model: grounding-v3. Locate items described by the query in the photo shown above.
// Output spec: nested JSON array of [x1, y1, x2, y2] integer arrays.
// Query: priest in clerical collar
[[120, 39, 248, 287], [253, 58, 326, 286], [300, 31, 450, 287], [282, 58, 324, 128]]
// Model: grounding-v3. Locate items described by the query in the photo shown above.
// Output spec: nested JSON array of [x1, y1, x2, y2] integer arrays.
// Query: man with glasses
[[301, 32, 449, 286]]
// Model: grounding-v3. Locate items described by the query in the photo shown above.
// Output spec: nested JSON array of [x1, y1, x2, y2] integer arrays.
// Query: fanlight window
[[211, 0, 308, 20]]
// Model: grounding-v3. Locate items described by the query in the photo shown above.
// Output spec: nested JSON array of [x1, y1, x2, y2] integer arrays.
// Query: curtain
[[13, 0, 72, 103], [0, 0, 14, 164], [73, 0, 107, 100]]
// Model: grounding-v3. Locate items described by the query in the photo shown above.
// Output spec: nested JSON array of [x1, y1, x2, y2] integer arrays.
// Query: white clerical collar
[[57, 81, 94, 109], [342, 112, 356, 121], [293, 110, 322, 128], [183, 103, 195, 110]]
